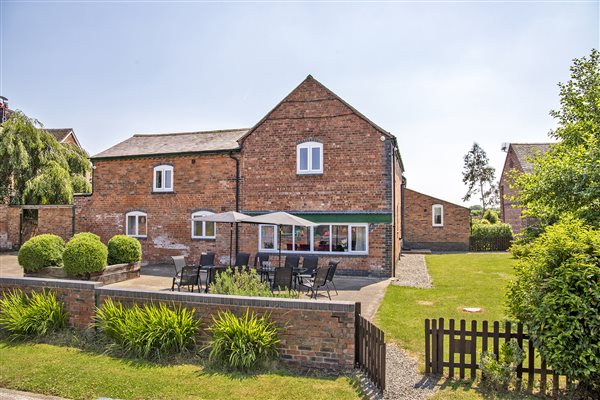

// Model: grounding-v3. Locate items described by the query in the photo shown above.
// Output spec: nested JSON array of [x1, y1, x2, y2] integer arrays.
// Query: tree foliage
[[512, 49, 600, 227], [462, 142, 498, 212], [0, 111, 91, 204]]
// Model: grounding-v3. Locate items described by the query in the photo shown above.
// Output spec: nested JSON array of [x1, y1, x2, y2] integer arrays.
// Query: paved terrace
[[0, 253, 390, 320]]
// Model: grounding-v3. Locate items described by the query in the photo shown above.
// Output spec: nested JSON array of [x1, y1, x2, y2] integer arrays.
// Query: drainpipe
[[401, 176, 406, 245], [229, 152, 240, 256], [391, 139, 396, 277]]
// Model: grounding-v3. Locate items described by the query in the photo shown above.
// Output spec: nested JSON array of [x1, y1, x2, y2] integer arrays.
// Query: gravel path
[[392, 254, 432, 288]]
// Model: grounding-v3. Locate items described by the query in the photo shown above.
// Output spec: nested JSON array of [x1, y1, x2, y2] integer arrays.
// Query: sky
[[1, 0, 598, 207]]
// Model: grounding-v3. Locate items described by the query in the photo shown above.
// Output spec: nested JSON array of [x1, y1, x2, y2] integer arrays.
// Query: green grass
[[375, 253, 540, 399], [0, 341, 361, 400], [376, 253, 516, 361]]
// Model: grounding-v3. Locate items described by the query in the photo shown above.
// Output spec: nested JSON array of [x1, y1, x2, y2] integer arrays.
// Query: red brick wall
[[403, 188, 470, 251], [238, 77, 398, 276], [499, 147, 525, 234], [75, 154, 237, 263], [36, 207, 73, 241], [0, 277, 356, 372], [0, 204, 11, 250]]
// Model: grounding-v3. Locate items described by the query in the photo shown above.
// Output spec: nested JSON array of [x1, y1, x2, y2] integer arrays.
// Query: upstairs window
[[432, 204, 444, 227], [126, 211, 147, 238], [191, 211, 216, 239], [297, 142, 323, 174], [153, 165, 173, 192]]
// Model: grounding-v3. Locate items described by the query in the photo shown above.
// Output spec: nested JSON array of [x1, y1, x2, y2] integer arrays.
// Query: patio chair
[[199, 252, 216, 267], [325, 260, 339, 295], [205, 266, 227, 293], [234, 252, 250, 272], [301, 266, 331, 300], [271, 267, 293, 293], [296, 255, 318, 288], [171, 256, 200, 292], [254, 252, 270, 267], [284, 254, 300, 269]]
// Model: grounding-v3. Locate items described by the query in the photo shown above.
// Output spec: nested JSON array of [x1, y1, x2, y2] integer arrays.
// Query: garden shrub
[[71, 232, 101, 242], [18, 234, 65, 272], [480, 339, 525, 390], [506, 217, 600, 391], [107, 235, 142, 265], [482, 209, 500, 224], [62, 234, 108, 276], [0, 289, 67, 339], [95, 299, 199, 359], [471, 220, 513, 239], [208, 309, 279, 370], [211, 268, 298, 298]]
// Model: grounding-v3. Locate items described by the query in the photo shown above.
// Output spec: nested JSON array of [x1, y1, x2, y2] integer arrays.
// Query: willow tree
[[0, 111, 91, 204]]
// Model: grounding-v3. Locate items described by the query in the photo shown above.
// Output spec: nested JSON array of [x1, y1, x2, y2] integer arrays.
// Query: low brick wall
[[0, 277, 356, 372], [0, 277, 100, 329]]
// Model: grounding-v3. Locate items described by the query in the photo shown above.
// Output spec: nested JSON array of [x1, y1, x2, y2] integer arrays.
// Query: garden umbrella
[[192, 211, 249, 265], [241, 212, 318, 267]]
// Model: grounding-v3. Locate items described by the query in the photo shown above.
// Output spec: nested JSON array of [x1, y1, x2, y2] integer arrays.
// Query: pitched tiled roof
[[511, 143, 552, 172], [92, 128, 249, 159], [46, 128, 74, 143]]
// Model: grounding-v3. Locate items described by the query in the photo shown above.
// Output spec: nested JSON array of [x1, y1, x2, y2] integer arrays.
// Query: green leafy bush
[[482, 209, 499, 224], [107, 235, 142, 265], [18, 234, 65, 272], [62, 235, 108, 276], [72, 232, 101, 242], [480, 339, 525, 390], [211, 268, 297, 298], [208, 310, 279, 370], [471, 220, 513, 239], [506, 217, 600, 390], [95, 299, 199, 359], [0, 289, 67, 339]]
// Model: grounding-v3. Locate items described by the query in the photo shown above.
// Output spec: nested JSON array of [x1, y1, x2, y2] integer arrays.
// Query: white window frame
[[191, 211, 217, 239], [432, 204, 444, 227], [153, 165, 174, 192], [257, 223, 368, 255], [125, 211, 147, 238], [296, 142, 323, 174]]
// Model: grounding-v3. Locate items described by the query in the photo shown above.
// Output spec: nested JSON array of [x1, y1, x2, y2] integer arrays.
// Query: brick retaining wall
[[0, 277, 356, 371]]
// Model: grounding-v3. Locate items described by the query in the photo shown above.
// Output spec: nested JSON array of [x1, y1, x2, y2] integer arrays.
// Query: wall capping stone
[[0, 276, 103, 290]]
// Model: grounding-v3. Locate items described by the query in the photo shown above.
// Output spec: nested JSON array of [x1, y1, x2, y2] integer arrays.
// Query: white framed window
[[297, 142, 323, 174], [432, 204, 444, 227], [153, 165, 173, 192], [126, 211, 147, 238], [191, 211, 216, 239], [258, 223, 368, 254]]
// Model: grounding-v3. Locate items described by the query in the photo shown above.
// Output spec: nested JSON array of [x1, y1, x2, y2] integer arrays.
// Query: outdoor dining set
[[171, 252, 340, 300]]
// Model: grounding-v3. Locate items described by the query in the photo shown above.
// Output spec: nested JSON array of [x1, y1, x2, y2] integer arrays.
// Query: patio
[[0, 253, 390, 320]]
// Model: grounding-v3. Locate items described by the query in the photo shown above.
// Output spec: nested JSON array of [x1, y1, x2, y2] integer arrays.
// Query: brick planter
[[25, 262, 141, 285]]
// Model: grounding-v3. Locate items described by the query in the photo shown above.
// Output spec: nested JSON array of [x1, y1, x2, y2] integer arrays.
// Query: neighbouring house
[[46, 128, 83, 148], [499, 143, 551, 234], [3, 76, 471, 276], [402, 188, 470, 252]]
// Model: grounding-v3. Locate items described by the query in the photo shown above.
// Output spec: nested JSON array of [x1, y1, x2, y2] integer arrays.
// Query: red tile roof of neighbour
[[92, 128, 249, 159], [510, 143, 552, 172]]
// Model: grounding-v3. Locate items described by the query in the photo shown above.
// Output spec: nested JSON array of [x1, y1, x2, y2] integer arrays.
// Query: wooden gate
[[355, 304, 386, 391], [425, 318, 570, 396]]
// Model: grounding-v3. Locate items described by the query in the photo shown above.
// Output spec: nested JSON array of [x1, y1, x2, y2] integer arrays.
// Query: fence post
[[470, 320, 477, 380], [432, 318, 438, 374], [354, 302, 361, 366], [438, 318, 445, 374], [448, 318, 455, 378], [425, 319, 431, 374], [459, 319, 466, 379]]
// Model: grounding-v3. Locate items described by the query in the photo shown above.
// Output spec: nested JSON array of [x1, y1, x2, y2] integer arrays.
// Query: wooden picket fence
[[355, 305, 386, 391], [425, 318, 571, 396], [469, 236, 513, 252]]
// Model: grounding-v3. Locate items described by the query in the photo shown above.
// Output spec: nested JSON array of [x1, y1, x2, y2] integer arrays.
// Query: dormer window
[[153, 165, 173, 192], [297, 142, 323, 174], [432, 204, 444, 227]]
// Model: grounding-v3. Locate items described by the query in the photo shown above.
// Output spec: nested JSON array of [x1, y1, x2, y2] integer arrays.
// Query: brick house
[[73, 75, 468, 276], [499, 143, 551, 234]]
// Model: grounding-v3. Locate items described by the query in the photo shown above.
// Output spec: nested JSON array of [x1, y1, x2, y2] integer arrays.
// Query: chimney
[[0, 96, 8, 123]]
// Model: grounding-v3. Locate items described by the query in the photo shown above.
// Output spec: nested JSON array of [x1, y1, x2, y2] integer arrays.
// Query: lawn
[[376, 253, 516, 361], [0, 341, 361, 400]]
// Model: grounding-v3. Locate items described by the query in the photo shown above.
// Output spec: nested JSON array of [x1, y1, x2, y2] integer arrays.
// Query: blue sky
[[1, 1, 598, 206]]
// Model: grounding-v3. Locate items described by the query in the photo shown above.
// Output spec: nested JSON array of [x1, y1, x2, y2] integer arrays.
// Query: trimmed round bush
[[63, 235, 108, 276], [107, 235, 142, 265], [72, 232, 101, 242], [18, 234, 65, 272]]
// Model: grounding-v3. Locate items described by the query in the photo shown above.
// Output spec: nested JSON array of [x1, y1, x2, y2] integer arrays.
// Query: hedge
[[18, 234, 65, 272], [107, 235, 142, 265], [62, 235, 108, 276]]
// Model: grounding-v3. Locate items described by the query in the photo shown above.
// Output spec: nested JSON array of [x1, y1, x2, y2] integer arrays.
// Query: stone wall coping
[[0, 276, 103, 290], [97, 287, 356, 312]]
